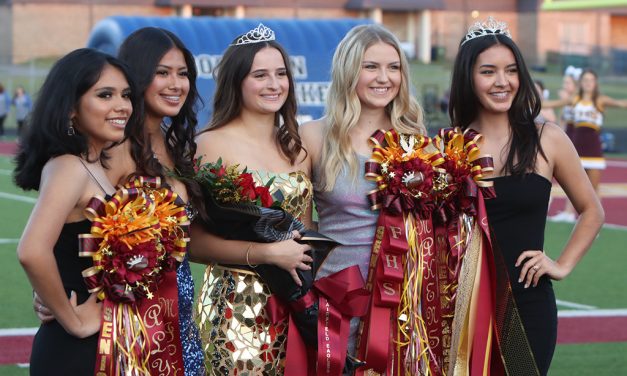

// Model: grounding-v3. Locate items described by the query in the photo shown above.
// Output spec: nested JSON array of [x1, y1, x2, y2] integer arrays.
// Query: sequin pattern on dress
[[195, 170, 312, 375], [178, 255, 206, 375]]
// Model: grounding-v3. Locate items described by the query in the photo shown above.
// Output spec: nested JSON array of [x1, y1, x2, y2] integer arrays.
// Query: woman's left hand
[[516, 249, 570, 288]]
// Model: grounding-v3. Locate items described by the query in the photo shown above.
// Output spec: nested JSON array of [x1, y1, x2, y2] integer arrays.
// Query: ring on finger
[[532, 265, 539, 271]]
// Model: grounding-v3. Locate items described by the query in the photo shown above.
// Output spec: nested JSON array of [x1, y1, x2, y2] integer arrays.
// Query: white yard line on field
[[556, 299, 596, 310], [0, 191, 36, 203], [558, 308, 627, 317], [0, 238, 19, 244], [0, 327, 37, 336], [602, 222, 627, 230], [0, 169, 12, 175]]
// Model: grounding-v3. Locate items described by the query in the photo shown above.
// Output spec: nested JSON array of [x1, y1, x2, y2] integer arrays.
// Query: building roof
[[345, 0, 445, 10]]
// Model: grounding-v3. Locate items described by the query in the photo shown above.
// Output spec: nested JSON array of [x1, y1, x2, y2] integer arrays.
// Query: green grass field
[[1, 152, 626, 375]]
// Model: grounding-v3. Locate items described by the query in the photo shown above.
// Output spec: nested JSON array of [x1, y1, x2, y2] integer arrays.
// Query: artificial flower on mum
[[365, 129, 442, 217], [78, 176, 189, 375], [431, 127, 495, 223]]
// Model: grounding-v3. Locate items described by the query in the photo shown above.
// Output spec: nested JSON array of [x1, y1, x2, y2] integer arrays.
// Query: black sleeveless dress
[[484, 173, 558, 376], [29, 220, 99, 375]]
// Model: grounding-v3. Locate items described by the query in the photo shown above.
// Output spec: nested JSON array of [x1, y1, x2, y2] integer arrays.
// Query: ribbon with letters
[[267, 265, 369, 375], [79, 177, 187, 375]]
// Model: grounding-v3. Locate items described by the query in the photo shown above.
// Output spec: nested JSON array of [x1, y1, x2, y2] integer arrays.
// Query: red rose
[[254, 186, 274, 207], [238, 173, 257, 201]]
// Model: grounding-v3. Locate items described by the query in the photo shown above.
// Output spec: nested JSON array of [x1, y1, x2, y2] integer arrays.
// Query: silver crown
[[230, 23, 276, 46], [461, 16, 511, 46]]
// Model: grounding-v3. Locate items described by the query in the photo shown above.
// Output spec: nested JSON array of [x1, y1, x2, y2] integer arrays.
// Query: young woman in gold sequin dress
[[189, 25, 314, 375]]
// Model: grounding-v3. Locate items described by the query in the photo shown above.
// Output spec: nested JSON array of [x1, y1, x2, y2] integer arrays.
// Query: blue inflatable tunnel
[[87, 16, 371, 127]]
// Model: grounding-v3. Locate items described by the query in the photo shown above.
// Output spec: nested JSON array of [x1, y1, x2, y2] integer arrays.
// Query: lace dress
[[195, 170, 313, 375]]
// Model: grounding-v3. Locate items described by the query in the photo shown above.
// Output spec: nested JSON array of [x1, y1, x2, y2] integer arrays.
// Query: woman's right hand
[[261, 232, 313, 286], [33, 291, 54, 323]]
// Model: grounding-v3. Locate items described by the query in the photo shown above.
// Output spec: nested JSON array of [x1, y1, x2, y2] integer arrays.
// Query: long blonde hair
[[318, 24, 426, 191]]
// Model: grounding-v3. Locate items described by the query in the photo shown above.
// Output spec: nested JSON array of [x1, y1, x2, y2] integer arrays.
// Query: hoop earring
[[68, 120, 75, 136]]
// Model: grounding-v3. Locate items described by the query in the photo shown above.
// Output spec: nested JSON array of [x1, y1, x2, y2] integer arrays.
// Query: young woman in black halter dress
[[13, 49, 139, 375], [447, 18, 604, 375]]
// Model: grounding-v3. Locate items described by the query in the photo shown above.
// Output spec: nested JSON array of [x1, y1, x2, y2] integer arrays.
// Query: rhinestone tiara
[[230, 23, 276, 46], [461, 16, 511, 46]]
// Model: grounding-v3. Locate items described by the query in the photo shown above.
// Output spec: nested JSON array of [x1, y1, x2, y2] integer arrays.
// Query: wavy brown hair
[[200, 39, 304, 165]]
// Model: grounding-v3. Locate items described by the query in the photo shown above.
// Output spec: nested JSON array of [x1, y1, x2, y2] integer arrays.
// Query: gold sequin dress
[[196, 170, 312, 375]]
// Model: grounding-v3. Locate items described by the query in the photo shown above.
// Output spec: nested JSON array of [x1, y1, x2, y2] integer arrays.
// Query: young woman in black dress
[[14, 48, 139, 375], [448, 17, 604, 375]]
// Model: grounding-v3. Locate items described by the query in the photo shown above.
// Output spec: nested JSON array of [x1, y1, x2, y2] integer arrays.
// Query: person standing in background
[[558, 66, 581, 139], [0, 83, 11, 137], [534, 79, 557, 123], [13, 86, 32, 138], [545, 68, 627, 223], [547, 66, 580, 222]]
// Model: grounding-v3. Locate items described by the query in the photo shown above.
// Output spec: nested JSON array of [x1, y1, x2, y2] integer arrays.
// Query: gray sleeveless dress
[[313, 153, 378, 355]]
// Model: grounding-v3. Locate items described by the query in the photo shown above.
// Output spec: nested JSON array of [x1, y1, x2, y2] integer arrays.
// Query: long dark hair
[[13, 48, 139, 191], [448, 34, 545, 176], [118, 27, 201, 194], [202, 38, 305, 165]]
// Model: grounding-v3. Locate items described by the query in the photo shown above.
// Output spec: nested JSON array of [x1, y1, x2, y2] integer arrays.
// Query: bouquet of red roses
[[184, 157, 368, 375], [190, 157, 301, 242]]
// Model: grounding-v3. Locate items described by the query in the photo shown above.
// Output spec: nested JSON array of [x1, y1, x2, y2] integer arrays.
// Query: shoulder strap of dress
[[77, 158, 109, 195]]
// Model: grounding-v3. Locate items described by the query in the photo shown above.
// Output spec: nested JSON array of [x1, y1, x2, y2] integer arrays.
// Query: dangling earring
[[68, 119, 75, 136]]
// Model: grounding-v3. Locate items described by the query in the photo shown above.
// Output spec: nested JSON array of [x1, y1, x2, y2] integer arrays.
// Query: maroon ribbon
[[267, 265, 369, 375], [357, 214, 408, 373]]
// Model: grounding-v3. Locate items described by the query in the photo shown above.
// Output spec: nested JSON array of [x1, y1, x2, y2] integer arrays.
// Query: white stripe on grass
[[0, 191, 36, 203], [0, 327, 37, 336], [0, 238, 19, 244], [0, 169, 12, 175], [556, 299, 596, 310], [603, 222, 627, 231], [559, 309, 627, 317]]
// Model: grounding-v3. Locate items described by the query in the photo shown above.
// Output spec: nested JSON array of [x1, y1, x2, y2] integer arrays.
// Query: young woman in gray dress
[[300, 23, 426, 360]]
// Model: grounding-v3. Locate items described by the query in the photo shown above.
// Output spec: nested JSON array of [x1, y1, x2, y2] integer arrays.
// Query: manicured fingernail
[[524, 284, 529, 288]]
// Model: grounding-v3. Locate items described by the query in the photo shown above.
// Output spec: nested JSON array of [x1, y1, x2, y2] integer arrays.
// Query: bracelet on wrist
[[245, 243, 257, 269]]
